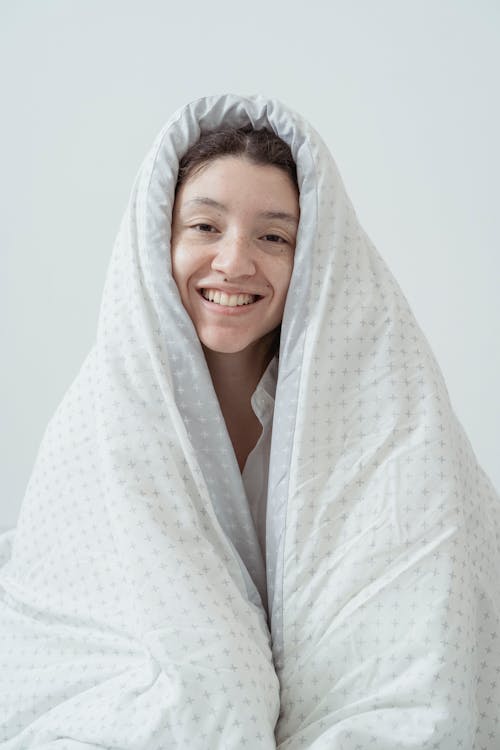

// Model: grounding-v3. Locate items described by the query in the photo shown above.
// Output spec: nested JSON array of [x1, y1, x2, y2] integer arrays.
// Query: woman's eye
[[262, 234, 287, 243], [191, 223, 217, 233]]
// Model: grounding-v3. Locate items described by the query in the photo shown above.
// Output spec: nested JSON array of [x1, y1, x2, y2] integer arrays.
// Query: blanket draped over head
[[1, 93, 499, 749]]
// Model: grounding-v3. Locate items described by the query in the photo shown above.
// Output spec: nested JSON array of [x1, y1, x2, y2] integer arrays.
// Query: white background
[[1, 0, 499, 529]]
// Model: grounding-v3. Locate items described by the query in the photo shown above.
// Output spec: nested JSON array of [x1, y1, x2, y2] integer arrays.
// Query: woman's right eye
[[191, 223, 217, 233]]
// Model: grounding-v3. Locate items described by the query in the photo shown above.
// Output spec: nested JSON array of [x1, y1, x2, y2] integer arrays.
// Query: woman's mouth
[[199, 289, 262, 307]]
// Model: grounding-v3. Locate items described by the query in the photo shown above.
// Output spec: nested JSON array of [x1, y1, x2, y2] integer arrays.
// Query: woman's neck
[[202, 337, 274, 407], [202, 332, 278, 472]]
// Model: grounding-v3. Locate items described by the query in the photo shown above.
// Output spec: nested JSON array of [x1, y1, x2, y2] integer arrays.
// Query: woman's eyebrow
[[184, 197, 299, 226]]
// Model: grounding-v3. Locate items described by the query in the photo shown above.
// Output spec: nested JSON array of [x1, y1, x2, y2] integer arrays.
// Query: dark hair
[[175, 124, 298, 193]]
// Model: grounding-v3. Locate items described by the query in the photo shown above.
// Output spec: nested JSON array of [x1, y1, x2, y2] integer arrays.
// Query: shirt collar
[[250, 355, 278, 419]]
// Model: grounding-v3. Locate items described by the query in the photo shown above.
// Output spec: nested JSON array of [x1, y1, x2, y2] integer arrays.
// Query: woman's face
[[170, 155, 300, 356]]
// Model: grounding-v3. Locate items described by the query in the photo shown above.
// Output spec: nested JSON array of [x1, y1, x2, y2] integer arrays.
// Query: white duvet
[[1, 93, 499, 749]]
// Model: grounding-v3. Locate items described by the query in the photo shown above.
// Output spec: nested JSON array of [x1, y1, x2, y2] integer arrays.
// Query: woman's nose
[[210, 234, 256, 277]]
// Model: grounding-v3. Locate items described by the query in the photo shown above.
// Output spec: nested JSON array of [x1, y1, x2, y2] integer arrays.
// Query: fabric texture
[[1, 92, 499, 749], [242, 354, 278, 566]]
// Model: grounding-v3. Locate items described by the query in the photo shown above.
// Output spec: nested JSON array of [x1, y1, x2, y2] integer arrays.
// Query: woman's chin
[[198, 326, 281, 358], [200, 338, 255, 356]]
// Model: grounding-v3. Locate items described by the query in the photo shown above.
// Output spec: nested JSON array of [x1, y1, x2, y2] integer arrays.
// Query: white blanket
[[1, 93, 499, 749]]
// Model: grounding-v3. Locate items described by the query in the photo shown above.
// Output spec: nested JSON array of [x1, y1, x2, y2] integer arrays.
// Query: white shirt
[[241, 356, 278, 561]]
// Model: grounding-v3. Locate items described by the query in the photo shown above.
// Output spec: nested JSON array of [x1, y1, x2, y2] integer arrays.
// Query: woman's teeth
[[201, 289, 257, 307]]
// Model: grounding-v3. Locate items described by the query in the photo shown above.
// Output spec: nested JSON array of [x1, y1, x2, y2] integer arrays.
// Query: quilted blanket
[[1, 93, 499, 749]]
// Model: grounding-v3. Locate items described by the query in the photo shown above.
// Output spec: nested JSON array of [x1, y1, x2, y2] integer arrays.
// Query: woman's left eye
[[262, 234, 287, 243]]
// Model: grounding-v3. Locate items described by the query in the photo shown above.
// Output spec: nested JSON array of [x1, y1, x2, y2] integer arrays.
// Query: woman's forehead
[[175, 156, 300, 215]]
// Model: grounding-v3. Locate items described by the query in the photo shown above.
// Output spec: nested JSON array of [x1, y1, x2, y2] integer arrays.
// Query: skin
[[170, 155, 300, 471]]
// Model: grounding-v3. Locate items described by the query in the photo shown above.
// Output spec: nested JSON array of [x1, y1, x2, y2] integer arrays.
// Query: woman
[[171, 126, 299, 565], [0, 93, 498, 749]]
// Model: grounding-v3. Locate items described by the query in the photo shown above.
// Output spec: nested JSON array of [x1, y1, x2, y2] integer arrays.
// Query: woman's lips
[[196, 289, 263, 315]]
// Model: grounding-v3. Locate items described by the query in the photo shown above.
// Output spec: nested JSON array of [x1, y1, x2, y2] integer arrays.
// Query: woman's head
[[170, 126, 300, 361]]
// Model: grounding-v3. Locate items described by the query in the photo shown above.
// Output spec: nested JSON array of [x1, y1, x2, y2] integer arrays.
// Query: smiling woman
[[171, 147, 300, 476], [1, 93, 499, 749], [169, 125, 300, 483], [171, 155, 298, 358]]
